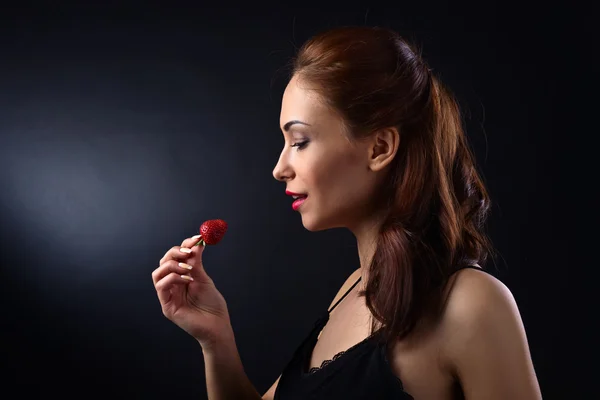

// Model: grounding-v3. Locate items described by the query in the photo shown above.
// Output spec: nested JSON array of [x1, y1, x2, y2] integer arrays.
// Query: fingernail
[[180, 247, 192, 253], [192, 234, 201, 239], [178, 262, 193, 270], [181, 275, 194, 281]]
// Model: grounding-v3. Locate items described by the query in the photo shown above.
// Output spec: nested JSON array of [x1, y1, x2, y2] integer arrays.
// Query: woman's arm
[[202, 325, 264, 400]]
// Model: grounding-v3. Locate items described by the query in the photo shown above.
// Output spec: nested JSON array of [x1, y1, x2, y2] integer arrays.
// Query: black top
[[274, 265, 486, 399]]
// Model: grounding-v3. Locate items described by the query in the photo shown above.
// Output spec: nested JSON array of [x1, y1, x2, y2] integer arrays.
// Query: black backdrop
[[0, 2, 593, 399]]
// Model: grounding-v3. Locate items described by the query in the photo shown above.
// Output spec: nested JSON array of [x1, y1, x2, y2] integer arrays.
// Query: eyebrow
[[282, 120, 311, 132]]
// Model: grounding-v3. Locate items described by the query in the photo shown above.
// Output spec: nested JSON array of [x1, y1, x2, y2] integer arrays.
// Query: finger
[[181, 234, 205, 249], [155, 272, 193, 306], [168, 254, 212, 283], [159, 242, 205, 266], [152, 259, 196, 285], [180, 237, 207, 269]]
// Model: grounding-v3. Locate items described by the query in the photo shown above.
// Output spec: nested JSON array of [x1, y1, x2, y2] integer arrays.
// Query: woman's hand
[[152, 235, 231, 348]]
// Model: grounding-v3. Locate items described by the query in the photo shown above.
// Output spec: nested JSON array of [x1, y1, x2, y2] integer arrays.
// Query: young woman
[[152, 26, 542, 399]]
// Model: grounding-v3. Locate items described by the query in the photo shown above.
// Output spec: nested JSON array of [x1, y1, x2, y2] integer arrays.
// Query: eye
[[290, 141, 309, 151]]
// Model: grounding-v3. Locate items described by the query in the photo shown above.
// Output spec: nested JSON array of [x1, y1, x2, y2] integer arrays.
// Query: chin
[[298, 212, 320, 232], [299, 213, 339, 232], [300, 219, 324, 232]]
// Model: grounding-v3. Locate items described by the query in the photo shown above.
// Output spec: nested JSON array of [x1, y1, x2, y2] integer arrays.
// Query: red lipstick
[[292, 197, 307, 210], [285, 190, 306, 196], [286, 190, 308, 211]]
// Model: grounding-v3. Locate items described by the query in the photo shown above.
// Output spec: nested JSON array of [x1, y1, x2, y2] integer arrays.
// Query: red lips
[[285, 190, 307, 197], [286, 190, 308, 211]]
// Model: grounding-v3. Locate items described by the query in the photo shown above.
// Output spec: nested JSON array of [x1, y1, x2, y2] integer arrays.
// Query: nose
[[273, 152, 293, 182]]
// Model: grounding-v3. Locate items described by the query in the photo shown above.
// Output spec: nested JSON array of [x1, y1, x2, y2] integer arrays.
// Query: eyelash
[[290, 141, 309, 151]]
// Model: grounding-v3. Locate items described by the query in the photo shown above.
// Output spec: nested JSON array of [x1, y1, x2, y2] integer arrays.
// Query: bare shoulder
[[438, 267, 542, 399], [444, 267, 510, 310], [439, 267, 517, 345]]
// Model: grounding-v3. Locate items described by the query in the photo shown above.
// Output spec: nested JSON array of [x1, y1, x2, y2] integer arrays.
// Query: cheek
[[311, 154, 346, 187], [313, 154, 367, 201]]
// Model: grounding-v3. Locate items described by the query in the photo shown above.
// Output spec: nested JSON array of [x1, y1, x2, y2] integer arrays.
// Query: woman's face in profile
[[272, 75, 380, 232]]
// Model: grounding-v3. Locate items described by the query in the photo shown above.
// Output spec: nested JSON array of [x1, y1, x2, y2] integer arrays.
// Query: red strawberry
[[194, 219, 228, 246]]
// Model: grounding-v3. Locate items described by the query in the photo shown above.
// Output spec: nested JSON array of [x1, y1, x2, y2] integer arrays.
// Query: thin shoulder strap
[[456, 264, 482, 272], [327, 276, 362, 313], [452, 263, 486, 274], [449, 263, 496, 278]]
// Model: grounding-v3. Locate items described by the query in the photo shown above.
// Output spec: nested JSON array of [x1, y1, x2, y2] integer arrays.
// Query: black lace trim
[[306, 331, 380, 374], [307, 350, 349, 373]]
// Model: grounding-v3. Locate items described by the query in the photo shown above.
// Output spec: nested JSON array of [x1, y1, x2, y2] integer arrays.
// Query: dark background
[[0, 1, 593, 399]]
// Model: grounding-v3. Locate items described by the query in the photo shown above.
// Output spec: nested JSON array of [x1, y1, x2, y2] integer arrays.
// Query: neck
[[350, 213, 386, 290]]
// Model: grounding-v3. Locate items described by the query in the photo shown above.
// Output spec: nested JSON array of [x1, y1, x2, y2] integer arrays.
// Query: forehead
[[280, 76, 329, 127]]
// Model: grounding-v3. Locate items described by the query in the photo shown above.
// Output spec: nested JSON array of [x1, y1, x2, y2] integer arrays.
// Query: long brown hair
[[289, 26, 495, 343]]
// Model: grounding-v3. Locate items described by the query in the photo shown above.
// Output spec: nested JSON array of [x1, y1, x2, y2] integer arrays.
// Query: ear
[[368, 127, 400, 172]]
